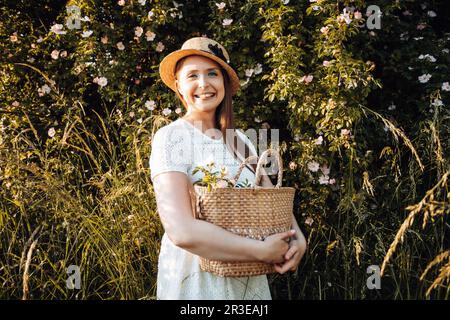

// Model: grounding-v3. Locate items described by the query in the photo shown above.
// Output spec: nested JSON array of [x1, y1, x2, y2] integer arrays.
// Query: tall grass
[[1, 104, 448, 299], [1, 106, 166, 299]]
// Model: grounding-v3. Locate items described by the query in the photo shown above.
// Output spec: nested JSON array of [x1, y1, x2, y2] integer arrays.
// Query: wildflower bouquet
[[192, 162, 252, 192]]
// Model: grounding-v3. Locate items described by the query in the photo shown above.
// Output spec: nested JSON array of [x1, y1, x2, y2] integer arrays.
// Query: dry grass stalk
[[353, 237, 363, 266], [362, 171, 375, 197], [380, 171, 449, 276], [360, 105, 424, 171], [425, 262, 450, 297], [19, 226, 41, 272], [22, 240, 37, 300], [420, 250, 450, 281]]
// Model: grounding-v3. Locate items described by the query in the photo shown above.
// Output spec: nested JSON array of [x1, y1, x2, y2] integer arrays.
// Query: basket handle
[[188, 183, 203, 219], [233, 148, 283, 188]]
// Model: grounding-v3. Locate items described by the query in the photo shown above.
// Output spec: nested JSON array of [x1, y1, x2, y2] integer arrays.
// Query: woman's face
[[175, 55, 225, 113]]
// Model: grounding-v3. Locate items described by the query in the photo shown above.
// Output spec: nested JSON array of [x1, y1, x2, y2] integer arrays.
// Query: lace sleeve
[[149, 125, 192, 181]]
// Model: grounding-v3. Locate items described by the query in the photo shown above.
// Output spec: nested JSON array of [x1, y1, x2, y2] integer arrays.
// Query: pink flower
[[305, 217, 314, 226], [320, 164, 330, 175], [354, 11, 362, 20], [215, 180, 228, 188], [320, 26, 329, 34], [315, 136, 323, 145], [51, 49, 60, 60], [156, 42, 165, 52], [289, 161, 298, 170], [93, 77, 108, 87], [135, 26, 144, 37], [222, 19, 233, 26], [50, 24, 66, 35], [117, 42, 125, 50], [48, 127, 56, 138], [300, 74, 313, 84], [417, 23, 427, 30], [145, 100, 156, 110], [322, 60, 331, 67], [145, 31, 156, 41], [81, 30, 93, 38], [307, 161, 320, 172], [216, 2, 226, 10], [10, 32, 18, 42], [319, 174, 330, 185]]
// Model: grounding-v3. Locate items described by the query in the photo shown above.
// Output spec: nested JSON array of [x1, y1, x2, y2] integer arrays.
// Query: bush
[[1, 0, 448, 299]]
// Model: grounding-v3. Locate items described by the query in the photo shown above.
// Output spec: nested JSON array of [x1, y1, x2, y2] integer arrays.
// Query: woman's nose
[[198, 75, 208, 88]]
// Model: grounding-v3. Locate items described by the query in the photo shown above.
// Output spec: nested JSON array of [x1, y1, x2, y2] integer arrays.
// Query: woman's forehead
[[179, 55, 220, 71]]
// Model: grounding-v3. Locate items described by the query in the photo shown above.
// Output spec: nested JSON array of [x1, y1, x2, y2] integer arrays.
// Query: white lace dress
[[149, 118, 272, 300]]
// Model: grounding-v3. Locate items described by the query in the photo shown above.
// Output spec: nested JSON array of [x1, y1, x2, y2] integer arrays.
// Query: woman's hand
[[259, 230, 296, 264], [274, 234, 307, 274]]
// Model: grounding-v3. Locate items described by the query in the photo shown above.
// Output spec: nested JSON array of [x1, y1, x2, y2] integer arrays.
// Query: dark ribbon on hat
[[201, 43, 229, 63]]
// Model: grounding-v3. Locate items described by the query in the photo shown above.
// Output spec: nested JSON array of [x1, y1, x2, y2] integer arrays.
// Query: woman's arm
[[153, 171, 293, 263]]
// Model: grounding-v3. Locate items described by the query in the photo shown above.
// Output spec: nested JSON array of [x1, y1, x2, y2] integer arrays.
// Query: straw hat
[[159, 37, 240, 95]]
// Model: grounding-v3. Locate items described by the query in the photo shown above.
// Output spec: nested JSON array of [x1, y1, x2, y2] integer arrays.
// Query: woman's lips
[[194, 93, 216, 99]]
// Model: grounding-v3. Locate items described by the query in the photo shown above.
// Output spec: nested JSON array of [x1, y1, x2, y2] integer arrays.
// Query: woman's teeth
[[195, 93, 215, 99]]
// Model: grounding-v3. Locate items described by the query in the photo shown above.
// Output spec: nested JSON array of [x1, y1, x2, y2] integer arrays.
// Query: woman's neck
[[182, 112, 217, 131]]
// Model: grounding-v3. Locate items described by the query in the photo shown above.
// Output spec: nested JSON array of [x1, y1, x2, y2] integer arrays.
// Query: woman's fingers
[[284, 246, 298, 260], [274, 259, 296, 274]]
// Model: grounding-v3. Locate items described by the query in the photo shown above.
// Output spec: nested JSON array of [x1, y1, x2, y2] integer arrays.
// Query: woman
[[150, 37, 307, 299]]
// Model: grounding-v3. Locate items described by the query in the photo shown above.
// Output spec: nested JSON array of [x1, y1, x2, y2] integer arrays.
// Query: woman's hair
[[175, 56, 257, 175]]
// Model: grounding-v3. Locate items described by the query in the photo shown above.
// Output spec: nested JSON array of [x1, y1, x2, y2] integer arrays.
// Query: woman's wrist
[[250, 238, 266, 262]]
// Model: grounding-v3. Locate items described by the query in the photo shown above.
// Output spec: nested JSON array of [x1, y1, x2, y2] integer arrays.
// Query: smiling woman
[[175, 56, 226, 124], [149, 37, 307, 300]]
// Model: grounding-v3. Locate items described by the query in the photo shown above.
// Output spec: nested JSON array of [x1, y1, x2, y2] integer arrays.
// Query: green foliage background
[[1, 0, 449, 299]]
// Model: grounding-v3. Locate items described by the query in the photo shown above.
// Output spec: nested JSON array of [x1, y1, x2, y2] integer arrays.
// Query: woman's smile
[[194, 92, 216, 99]]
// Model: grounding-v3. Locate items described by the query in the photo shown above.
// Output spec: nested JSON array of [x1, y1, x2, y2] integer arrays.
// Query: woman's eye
[[209, 72, 218, 76], [188, 74, 197, 78]]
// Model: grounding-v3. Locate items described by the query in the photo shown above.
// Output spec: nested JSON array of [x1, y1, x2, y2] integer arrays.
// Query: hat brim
[[159, 49, 240, 95]]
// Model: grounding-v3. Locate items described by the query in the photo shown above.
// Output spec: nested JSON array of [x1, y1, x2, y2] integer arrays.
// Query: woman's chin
[[192, 101, 220, 111]]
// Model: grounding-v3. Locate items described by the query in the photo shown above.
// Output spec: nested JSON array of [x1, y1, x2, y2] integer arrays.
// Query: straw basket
[[190, 149, 295, 277]]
